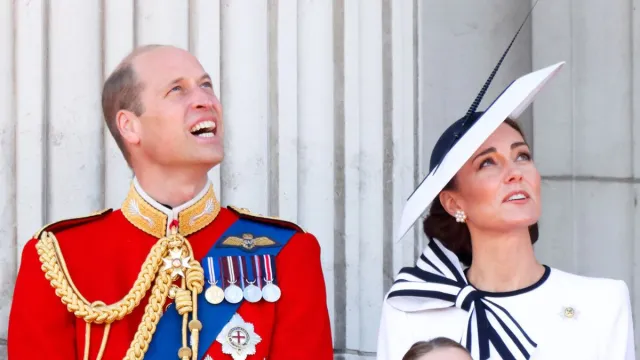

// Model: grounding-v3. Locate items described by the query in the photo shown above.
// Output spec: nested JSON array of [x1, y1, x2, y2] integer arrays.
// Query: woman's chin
[[501, 217, 538, 230]]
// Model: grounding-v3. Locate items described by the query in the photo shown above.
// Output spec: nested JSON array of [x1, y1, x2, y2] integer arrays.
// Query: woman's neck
[[465, 226, 545, 293]]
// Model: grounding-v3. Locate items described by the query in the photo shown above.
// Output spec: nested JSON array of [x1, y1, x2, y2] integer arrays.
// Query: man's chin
[[194, 153, 224, 169]]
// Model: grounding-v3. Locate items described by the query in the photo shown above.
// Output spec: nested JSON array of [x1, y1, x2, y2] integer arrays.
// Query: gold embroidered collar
[[121, 178, 221, 238]]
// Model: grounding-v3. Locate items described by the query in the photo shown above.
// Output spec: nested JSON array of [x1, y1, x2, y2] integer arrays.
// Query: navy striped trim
[[386, 239, 539, 360]]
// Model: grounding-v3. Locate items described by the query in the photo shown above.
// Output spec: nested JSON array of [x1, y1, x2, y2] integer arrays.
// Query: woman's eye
[[517, 152, 531, 161], [170, 85, 182, 93], [201, 81, 213, 88], [479, 158, 495, 169]]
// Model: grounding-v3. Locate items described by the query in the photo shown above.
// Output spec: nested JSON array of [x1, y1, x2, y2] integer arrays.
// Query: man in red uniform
[[8, 44, 334, 360]]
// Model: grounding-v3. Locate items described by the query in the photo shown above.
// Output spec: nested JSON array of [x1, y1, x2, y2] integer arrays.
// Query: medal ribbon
[[253, 255, 263, 288], [218, 257, 228, 289], [206, 257, 217, 286], [269, 255, 278, 284], [263, 254, 274, 283], [226, 256, 237, 285], [237, 256, 246, 289], [243, 256, 255, 285]]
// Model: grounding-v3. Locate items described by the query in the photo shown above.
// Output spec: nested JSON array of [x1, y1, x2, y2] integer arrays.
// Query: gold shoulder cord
[[35, 224, 205, 360]]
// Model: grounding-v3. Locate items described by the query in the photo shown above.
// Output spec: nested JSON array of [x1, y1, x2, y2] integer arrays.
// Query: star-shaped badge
[[216, 314, 262, 360], [162, 248, 191, 278]]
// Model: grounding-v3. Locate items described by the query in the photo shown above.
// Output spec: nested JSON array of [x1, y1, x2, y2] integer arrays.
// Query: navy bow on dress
[[386, 239, 537, 360]]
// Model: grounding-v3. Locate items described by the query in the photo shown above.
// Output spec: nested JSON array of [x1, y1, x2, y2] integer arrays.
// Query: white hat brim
[[395, 61, 566, 242]]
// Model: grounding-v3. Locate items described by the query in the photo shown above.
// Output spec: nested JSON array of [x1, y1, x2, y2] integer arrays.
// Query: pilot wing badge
[[221, 233, 277, 251]]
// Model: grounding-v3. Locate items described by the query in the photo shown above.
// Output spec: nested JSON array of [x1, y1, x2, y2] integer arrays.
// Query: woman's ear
[[439, 190, 463, 217]]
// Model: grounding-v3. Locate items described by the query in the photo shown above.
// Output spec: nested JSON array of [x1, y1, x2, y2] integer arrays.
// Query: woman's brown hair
[[423, 119, 539, 266], [402, 337, 471, 360]]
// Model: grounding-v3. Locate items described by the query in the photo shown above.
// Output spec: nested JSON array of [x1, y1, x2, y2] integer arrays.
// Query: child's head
[[402, 337, 472, 360]]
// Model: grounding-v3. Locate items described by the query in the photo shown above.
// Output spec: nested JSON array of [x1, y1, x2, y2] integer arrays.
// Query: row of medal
[[203, 254, 282, 305]]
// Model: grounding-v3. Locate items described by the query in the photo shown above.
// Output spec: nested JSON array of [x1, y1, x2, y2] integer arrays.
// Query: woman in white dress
[[376, 8, 636, 360]]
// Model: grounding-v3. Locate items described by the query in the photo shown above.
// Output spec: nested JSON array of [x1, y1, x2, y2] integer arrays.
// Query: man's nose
[[192, 89, 221, 112]]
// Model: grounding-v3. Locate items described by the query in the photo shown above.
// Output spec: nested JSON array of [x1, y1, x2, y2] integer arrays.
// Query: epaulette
[[227, 205, 306, 233], [33, 208, 113, 239]]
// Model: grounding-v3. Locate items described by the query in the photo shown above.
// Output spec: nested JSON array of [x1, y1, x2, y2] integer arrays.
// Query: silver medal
[[262, 282, 281, 302], [222, 256, 244, 304], [225, 284, 244, 304], [243, 282, 262, 303], [204, 257, 224, 305], [205, 285, 225, 305]]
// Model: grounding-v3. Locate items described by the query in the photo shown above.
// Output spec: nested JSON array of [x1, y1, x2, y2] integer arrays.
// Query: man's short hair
[[101, 44, 164, 164]]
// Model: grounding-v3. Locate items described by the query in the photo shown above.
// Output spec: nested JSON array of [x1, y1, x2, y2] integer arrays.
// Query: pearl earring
[[455, 210, 467, 223]]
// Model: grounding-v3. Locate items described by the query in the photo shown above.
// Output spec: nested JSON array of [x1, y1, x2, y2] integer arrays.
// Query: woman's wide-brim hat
[[395, 3, 565, 242]]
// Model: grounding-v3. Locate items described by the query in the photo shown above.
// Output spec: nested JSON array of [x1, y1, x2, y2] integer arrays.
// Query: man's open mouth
[[190, 120, 216, 138]]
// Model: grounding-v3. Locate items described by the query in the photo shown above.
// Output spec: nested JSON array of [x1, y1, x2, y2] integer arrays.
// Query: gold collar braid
[[35, 183, 221, 360], [121, 182, 221, 238]]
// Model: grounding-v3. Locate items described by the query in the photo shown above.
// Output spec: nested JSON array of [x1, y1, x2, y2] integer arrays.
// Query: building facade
[[0, 0, 638, 358]]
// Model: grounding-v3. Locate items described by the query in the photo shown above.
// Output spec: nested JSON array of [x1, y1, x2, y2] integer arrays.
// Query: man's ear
[[116, 110, 141, 145], [439, 190, 464, 217]]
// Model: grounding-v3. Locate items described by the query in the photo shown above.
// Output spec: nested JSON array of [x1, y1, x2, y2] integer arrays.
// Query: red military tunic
[[8, 179, 333, 359]]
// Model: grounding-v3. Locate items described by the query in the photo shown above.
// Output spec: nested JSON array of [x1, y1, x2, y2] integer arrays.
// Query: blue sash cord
[[145, 218, 296, 359]]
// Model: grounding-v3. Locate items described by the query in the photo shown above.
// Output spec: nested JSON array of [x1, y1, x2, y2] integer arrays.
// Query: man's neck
[[134, 168, 210, 208], [465, 226, 544, 293]]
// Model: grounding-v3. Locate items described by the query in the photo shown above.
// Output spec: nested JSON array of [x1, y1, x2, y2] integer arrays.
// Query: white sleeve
[[376, 301, 411, 360], [602, 280, 635, 360], [376, 301, 393, 360]]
